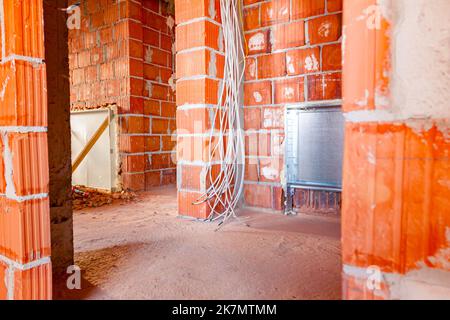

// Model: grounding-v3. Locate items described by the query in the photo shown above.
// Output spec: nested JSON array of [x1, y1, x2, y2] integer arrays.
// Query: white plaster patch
[[304, 54, 319, 72], [1, 133, 16, 198], [168, 74, 176, 92], [6, 265, 14, 300], [375, 89, 390, 109], [272, 134, 284, 157], [218, 29, 224, 52], [144, 47, 153, 63], [208, 0, 216, 20], [286, 55, 295, 74], [208, 51, 217, 77], [263, 108, 283, 128], [318, 22, 331, 37], [248, 60, 256, 78], [166, 16, 175, 31], [248, 33, 266, 52], [261, 166, 279, 180], [389, 0, 450, 123], [355, 89, 370, 107], [145, 81, 153, 97], [389, 266, 450, 300], [253, 91, 263, 103], [283, 87, 294, 100], [0, 75, 9, 100], [343, 263, 450, 300]]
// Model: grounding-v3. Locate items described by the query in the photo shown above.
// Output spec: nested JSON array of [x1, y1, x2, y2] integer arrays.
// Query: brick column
[[175, 0, 223, 218], [341, 0, 450, 299], [0, 0, 52, 299]]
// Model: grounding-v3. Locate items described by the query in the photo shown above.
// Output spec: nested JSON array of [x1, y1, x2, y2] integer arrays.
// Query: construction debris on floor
[[72, 186, 135, 210], [70, 102, 117, 112]]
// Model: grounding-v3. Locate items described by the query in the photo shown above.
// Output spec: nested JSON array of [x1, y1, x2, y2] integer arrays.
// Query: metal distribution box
[[285, 106, 345, 190]]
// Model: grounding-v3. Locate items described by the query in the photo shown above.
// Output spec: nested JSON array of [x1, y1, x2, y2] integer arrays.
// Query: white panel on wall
[[71, 108, 119, 191]]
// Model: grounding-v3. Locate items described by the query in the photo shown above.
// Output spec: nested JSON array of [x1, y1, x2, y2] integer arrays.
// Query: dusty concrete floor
[[57, 186, 342, 300]]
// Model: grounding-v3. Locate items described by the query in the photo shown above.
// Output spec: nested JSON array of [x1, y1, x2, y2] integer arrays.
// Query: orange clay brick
[[271, 21, 305, 50], [307, 72, 342, 101], [308, 14, 342, 45], [0, 198, 51, 264], [0, 61, 48, 126], [291, 0, 325, 19], [245, 30, 271, 55], [327, 0, 343, 13], [177, 107, 218, 134], [176, 20, 222, 52], [244, 6, 260, 30], [244, 81, 272, 106], [176, 49, 225, 79], [178, 190, 211, 219], [261, 0, 290, 27], [274, 77, 305, 104], [286, 47, 321, 75], [2, 0, 45, 58], [175, 0, 221, 24], [176, 78, 219, 105], [13, 262, 52, 300], [257, 52, 286, 78], [9, 132, 49, 196], [342, 122, 450, 274], [322, 43, 342, 71]]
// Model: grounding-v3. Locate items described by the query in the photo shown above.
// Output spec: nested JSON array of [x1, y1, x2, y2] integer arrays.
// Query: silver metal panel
[[286, 107, 345, 188], [71, 108, 118, 191]]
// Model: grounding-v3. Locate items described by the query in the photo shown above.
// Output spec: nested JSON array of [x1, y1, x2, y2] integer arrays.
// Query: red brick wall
[[243, 0, 342, 211], [0, 0, 52, 299], [68, 0, 176, 191]]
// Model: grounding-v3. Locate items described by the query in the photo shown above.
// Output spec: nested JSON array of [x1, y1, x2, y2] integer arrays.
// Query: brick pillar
[[175, 0, 223, 218], [0, 0, 52, 299], [341, 0, 450, 299]]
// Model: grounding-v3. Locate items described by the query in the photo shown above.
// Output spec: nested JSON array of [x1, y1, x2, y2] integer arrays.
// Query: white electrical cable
[[194, 0, 246, 228]]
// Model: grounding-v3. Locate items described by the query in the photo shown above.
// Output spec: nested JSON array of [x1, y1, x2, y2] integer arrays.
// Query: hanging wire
[[193, 0, 246, 229]]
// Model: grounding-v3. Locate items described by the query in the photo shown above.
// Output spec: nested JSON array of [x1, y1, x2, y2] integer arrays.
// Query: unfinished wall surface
[[44, 0, 74, 285], [242, 0, 343, 212], [130, 0, 177, 188], [341, 0, 450, 299], [0, 0, 52, 299], [68, 0, 176, 191], [175, 0, 224, 218], [174, 0, 343, 218]]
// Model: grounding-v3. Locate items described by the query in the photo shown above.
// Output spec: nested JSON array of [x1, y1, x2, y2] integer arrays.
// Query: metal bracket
[[284, 186, 295, 215]]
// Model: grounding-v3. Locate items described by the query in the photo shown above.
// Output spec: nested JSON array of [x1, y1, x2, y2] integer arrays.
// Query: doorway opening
[[44, 0, 343, 300]]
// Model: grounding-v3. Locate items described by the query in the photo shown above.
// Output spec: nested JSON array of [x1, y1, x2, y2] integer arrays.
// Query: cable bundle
[[194, 0, 246, 227]]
